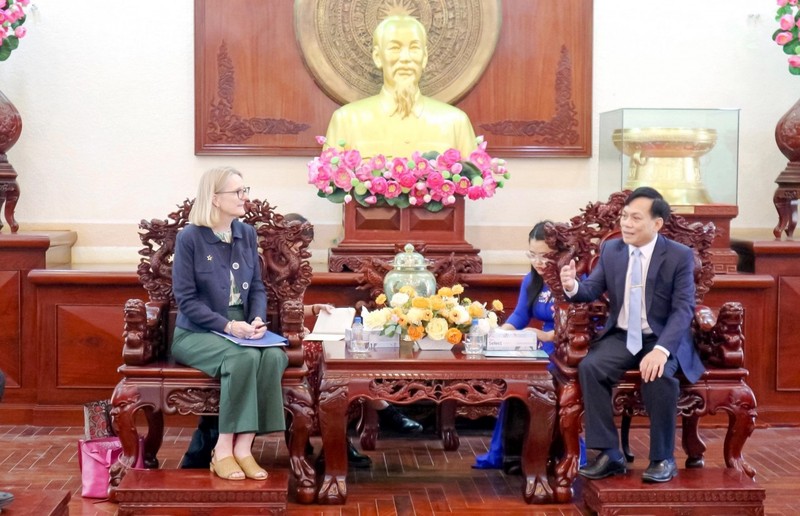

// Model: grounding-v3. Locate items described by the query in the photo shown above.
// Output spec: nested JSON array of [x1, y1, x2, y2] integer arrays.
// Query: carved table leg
[[438, 400, 459, 451], [1, 180, 19, 233], [284, 383, 316, 504], [360, 402, 379, 451], [723, 385, 757, 478], [772, 185, 799, 239], [521, 384, 557, 504], [317, 377, 350, 504], [681, 414, 706, 469]]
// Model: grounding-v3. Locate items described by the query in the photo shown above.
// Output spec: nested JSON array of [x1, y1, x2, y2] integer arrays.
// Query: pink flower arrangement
[[307, 136, 510, 212], [0, 0, 29, 62], [774, 0, 800, 75]]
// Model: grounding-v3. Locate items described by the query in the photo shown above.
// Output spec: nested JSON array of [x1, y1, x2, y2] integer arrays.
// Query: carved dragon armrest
[[693, 301, 745, 368], [553, 301, 604, 368], [692, 302, 744, 369], [122, 299, 167, 366], [280, 298, 306, 368]]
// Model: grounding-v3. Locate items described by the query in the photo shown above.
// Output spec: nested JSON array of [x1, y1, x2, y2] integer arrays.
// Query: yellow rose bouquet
[[363, 284, 504, 345]]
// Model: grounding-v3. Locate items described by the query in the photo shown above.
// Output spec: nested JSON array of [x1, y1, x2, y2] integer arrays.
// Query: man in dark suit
[[560, 187, 704, 483]]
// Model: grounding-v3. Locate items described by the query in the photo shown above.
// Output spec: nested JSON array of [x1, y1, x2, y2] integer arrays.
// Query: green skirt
[[172, 306, 288, 434]]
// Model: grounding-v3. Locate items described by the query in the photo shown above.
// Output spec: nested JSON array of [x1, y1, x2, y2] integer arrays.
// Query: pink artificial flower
[[332, 167, 354, 190], [469, 149, 492, 170], [790, 0, 798, 5], [396, 170, 417, 189], [450, 162, 463, 174], [354, 164, 372, 182], [0, 1, 6, 9], [789, 55, 800, 67], [14, 26, 25, 38], [467, 185, 485, 200], [431, 180, 456, 201], [364, 195, 378, 205], [370, 155, 387, 171], [410, 186, 429, 205], [315, 135, 327, 145], [415, 158, 432, 175], [20, 0, 31, 5], [320, 147, 338, 163], [454, 176, 471, 195], [391, 157, 409, 176], [307, 158, 322, 184], [777, 31, 794, 45], [437, 148, 462, 169], [778, 0, 790, 6], [369, 176, 388, 195], [426, 171, 445, 189], [342, 149, 362, 170], [384, 181, 402, 199], [780, 14, 795, 31]]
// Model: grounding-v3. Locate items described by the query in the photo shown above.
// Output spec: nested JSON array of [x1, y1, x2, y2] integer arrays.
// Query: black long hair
[[525, 221, 550, 311]]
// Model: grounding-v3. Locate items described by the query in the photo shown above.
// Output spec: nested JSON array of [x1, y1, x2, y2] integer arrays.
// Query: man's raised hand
[[560, 259, 577, 291]]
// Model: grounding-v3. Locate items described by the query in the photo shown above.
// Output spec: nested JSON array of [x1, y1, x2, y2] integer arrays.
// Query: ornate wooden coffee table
[[316, 341, 563, 504]]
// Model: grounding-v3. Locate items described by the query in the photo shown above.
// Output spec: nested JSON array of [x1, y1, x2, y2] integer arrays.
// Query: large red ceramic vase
[[0, 88, 22, 233], [773, 96, 800, 239]]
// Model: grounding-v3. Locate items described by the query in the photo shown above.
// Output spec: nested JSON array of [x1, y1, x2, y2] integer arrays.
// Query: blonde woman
[[171, 167, 287, 481]]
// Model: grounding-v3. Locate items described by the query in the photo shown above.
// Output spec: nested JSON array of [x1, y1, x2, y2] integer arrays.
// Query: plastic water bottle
[[465, 318, 486, 354], [350, 316, 369, 353]]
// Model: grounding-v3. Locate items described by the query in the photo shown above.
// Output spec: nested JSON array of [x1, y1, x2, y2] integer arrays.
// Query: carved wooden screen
[[195, 0, 593, 157]]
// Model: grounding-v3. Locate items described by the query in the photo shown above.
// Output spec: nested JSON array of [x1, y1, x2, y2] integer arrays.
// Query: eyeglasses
[[216, 186, 250, 199], [525, 251, 550, 263]]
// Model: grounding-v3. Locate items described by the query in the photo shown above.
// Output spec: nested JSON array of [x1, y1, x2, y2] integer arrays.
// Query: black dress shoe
[[642, 458, 677, 483], [347, 440, 373, 469], [578, 452, 627, 480], [378, 405, 423, 434], [315, 440, 373, 469]]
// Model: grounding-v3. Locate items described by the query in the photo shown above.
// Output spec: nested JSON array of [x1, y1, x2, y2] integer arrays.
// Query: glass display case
[[599, 108, 740, 209]]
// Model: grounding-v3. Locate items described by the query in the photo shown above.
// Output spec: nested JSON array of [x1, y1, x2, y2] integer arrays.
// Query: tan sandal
[[235, 455, 268, 480], [210, 452, 245, 481]]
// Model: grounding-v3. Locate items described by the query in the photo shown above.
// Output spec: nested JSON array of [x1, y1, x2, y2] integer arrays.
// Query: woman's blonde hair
[[189, 166, 243, 227]]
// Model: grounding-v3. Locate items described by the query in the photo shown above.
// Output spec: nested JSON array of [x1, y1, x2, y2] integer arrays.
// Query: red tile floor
[[0, 424, 797, 515]]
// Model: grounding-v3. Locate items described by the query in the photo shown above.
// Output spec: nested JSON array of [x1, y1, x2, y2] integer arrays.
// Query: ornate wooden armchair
[[109, 199, 317, 503], [540, 191, 757, 500]]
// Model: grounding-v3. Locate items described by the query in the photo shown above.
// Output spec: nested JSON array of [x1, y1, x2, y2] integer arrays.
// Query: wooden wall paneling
[[195, 0, 339, 155], [0, 235, 48, 423], [0, 271, 20, 384], [456, 0, 593, 156], [194, 0, 593, 157], [24, 270, 145, 425], [777, 277, 800, 391]]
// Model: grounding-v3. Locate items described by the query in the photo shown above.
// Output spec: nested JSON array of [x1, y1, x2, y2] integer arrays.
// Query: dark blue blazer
[[173, 220, 267, 334], [570, 234, 705, 384]]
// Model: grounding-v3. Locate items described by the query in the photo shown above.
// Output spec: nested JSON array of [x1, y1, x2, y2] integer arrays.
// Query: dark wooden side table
[[315, 341, 564, 504]]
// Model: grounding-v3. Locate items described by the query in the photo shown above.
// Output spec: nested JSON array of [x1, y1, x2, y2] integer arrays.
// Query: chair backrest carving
[[130, 198, 313, 363], [541, 191, 716, 304]]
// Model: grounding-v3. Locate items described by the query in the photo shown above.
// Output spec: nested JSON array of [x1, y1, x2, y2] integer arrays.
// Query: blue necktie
[[626, 248, 643, 355]]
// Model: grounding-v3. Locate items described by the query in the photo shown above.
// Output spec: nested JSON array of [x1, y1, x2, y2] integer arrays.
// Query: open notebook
[[305, 307, 356, 341]]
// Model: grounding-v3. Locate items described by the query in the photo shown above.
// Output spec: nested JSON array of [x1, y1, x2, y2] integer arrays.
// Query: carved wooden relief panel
[[195, 0, 593, 157]]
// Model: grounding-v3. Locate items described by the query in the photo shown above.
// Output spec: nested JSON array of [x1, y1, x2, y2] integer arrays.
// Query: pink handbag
[[78, 436, 144, 498]]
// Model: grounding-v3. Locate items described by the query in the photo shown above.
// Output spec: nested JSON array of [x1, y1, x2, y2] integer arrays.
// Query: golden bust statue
[[324, 15, 477, 158]]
